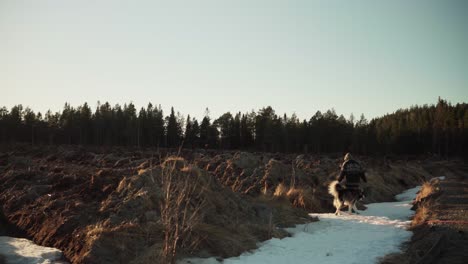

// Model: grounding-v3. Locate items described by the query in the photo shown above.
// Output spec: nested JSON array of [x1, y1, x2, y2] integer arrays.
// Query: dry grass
[[412, 179, 440, 226], [161, 156, 187, 170], [160, 157, 207, 264], [261, 197, 311, 227], [273, 183, 288, 197], [287, 187, 311, 208], [364, 163, 428, 203], [184, 192, 297, 259], [273, 184, 318, 210], [194, 223, 258, 257], [129, 243, 163, 264], [412, 204, 432, 226], [84, 222, 108, 246], [416, 182, 436, 202]]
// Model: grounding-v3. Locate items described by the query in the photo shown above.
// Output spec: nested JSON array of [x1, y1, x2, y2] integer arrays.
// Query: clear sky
[[1, 0, 467, 121]]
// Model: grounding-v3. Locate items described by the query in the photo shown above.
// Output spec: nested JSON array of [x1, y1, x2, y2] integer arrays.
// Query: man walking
[[338, 153, 367, 192]]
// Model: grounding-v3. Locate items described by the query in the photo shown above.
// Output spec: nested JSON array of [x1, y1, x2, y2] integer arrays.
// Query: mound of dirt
[[210, 153, 430, 212], [381, 161, 468, 264], [0, 145, 448, 263], [0, 147, 313, 264], [212, 152, 264, 195]]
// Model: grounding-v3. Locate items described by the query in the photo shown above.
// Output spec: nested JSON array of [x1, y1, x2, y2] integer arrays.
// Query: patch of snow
[[395, 186, 420, 202], [180, 184, 422, 264], [0, 236, 67, 264]]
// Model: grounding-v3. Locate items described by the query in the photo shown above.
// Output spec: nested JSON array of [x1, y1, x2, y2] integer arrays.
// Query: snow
[[1, 180, 442, 264], [0, 236, 67, 264], [180, 185, 423, 264]]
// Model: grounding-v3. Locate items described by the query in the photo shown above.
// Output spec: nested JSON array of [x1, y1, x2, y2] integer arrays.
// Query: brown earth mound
[[0, 146, 311, 263], [0, 146, 440, 263], [381, 160, 468, 264]]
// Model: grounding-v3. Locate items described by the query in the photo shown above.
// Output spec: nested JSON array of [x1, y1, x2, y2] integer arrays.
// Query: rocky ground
[[0, 145, 455, 263], [381, 161, 468, 264]]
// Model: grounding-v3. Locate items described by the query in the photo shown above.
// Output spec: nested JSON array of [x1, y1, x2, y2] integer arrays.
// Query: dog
[[328, 180, 364, 215]]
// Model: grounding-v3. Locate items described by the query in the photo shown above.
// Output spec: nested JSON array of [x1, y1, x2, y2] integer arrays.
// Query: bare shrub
[[160, 158, 207, 264]]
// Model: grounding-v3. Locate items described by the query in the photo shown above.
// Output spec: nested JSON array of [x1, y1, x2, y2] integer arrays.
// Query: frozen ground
[[1, 180, 441, 264], [0, 236, 67, 264], [180, 186, 422, 264]]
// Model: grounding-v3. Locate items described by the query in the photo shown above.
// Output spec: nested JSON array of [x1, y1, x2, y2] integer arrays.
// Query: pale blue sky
[[1, 0, 467, 120]]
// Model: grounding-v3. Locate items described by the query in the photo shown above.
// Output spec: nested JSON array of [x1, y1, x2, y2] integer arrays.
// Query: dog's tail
[[328, 180, 341, 197]]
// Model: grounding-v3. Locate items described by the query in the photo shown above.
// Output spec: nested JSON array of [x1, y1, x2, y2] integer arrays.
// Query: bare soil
[[381, 160, 468, 264], [0, 145, 443, 263]]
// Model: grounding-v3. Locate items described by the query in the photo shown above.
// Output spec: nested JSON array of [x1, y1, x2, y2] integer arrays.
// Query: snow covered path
[[181, 186, 421, 264], [0, 236, 67, 264]]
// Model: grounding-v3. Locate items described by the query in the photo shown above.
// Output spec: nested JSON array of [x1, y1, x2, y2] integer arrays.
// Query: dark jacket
[[337, 159, 367, 189]]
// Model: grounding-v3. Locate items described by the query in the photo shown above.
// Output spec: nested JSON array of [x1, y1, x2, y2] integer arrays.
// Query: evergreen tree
[[240, 112, 255, 149], [255, 106, 276, 152], [214, 112, 233, 149], [200, 109, 211, 148], [231, 112, 241, 150], [0, 107, 8, 143], [1, 99, 466, 157], [78, 102, 93, 145], [184, 115, 194, 148], [123, 103, 138, 146], [153, 105, 165, 148], [166, 107, 181, 147]]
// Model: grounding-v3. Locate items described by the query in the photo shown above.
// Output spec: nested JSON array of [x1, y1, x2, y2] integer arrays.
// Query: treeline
[[0, 99, 467, 156]]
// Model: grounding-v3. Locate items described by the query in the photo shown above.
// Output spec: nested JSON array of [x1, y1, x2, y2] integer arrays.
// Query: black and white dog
[[328, 180, 365, 215]]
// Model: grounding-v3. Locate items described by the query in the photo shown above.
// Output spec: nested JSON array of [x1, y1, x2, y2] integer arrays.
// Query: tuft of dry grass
[[289, 188, 315, 209], [411, 178, 441, 227], [412, 204, 432, 226], [161, 156, 187, 170], [160, 157, 207, 264], [416, 182, 436, 202], [273, 183, 288, 197], [84, 222, 108, 245], [273, 184, 318, 210]]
